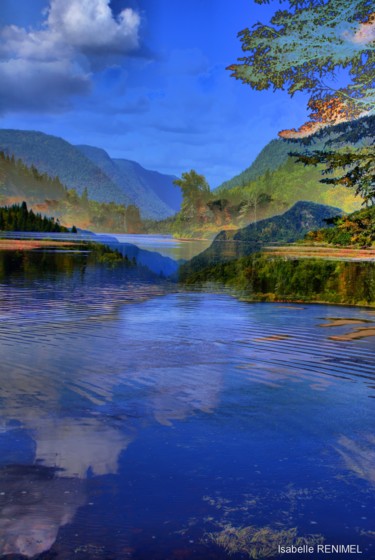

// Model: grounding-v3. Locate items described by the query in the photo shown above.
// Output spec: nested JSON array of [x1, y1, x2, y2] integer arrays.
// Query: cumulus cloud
[[0, 0, 140, 113], [47, 0, 140, 54]]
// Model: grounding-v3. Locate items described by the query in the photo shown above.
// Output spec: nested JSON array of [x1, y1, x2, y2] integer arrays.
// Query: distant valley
[[0, 116, 373, 236], [0, 129, 181, 220]]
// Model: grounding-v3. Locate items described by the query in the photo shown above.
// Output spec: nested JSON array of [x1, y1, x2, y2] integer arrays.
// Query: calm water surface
[[105, 233, 212, 261], [0, 248, 374, 559]]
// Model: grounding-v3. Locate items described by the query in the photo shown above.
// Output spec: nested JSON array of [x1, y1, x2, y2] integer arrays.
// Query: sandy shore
[[0, 239, 77, 251], [329, 328, 375, 340], [254, 334, 290, 342], [318, 317, 375, 340], [264, 245, 375, 261], [319, 318, 373, 327]]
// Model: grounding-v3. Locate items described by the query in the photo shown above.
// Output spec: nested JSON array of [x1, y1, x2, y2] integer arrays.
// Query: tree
[[290, 147, 375, 205], [229, 0, 375, 204], [173, 170, 211, 222], [228, 0, 375, 137]]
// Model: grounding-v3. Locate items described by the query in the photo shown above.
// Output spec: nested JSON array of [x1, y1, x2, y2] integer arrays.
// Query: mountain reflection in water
[[0, 249, 374, 559]]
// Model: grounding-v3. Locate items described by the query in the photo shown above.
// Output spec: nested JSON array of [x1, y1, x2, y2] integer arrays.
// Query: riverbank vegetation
[[306, 206, 375, 247], [182, 254, 375, 307], [0, 241, 137, 282]]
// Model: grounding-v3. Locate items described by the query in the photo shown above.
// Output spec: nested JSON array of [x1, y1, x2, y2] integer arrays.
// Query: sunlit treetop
[[229, 0, 375, 137]]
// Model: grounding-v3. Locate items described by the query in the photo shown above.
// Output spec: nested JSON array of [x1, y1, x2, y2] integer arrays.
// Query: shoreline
[[1, 238, 374, 312], [0, 239, 78, 251], [264, 244, 375, 261]]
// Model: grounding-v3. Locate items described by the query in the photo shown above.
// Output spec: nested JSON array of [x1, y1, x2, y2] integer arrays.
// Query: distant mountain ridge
[[0, 129, 181, 220], [76, 144, 181, 219]]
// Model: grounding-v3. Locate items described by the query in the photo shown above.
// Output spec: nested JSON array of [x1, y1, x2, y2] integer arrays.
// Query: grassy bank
[[183, 253, 375, 307]]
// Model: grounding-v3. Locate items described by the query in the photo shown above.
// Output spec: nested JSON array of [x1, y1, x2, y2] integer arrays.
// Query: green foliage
[[216, 116, 375, 193], [291, 146, 375, 205], [306, 205, 375, 246], [160, 149, 359, 239], [143, 216, 177, 235], [173, 170, 211, 218], [183, 253, 375, 306], [229, 0, 375, 115], [126, 205, 142, 233], [0, 202, 70, 233]]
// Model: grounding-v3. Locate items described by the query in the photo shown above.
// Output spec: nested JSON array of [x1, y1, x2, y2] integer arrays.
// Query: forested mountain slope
[[0, 130, 181, 220], [216, 115, 374, 194], [0, 129, 129, 205]]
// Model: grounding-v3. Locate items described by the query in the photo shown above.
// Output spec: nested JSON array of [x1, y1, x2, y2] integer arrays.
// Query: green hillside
[[0, 129, 129, 206], [162, 156, 359, 239], [0, 150, 67, 201], [0, 151, 142, 233], [216, 115, 374, 193], [158, 118, 372, 239], [222, 155, 360, 215], [0, 129, 182, 220], [217, 139, 295, 191]]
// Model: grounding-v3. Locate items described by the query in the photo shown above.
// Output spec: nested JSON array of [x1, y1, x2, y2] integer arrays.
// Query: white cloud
[[0, 0, 141, 113], [47, 0, 140, 54]]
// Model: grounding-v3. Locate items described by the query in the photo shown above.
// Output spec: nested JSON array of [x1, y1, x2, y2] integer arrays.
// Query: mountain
[[216, 115, 375, 193], [0, 129, 129, 205], [0, 149, 67, 202], [0, 129, 181, 220], [76, 145, 181, 218], [179, 201, 342, 279], [114, 160, 181, 212]]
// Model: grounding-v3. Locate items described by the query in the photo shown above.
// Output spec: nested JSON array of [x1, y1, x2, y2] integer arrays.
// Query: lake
[[108, 234, 212, 261], [0, 240, 374, 559]]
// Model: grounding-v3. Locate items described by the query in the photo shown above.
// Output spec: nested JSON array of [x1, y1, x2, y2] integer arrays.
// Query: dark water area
[[0, 249, 374, 559]]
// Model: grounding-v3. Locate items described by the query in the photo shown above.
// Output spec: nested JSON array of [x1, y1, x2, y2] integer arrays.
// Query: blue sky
[[0, 0, 311, 187]]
